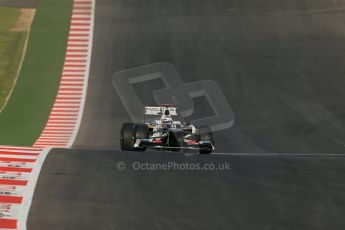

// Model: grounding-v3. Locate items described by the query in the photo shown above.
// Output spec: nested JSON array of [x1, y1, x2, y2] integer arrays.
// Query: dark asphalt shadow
[[28, 148, 345, 230]]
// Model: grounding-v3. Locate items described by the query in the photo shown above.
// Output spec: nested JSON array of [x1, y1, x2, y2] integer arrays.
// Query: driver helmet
[[161, 109, 173, 129]]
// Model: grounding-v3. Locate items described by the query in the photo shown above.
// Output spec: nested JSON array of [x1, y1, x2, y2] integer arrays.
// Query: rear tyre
[[135, 123, 149, 151], [199, 127, 214, 154], [120, 123, 135, 151]]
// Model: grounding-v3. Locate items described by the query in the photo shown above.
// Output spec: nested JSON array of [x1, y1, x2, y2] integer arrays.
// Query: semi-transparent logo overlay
[[112, 62, 234, 132]]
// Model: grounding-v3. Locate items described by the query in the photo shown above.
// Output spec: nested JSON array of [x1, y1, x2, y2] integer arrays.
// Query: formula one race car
[[120, 105, 214, 154]]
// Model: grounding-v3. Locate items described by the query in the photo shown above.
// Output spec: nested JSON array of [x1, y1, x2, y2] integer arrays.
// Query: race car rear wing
[[144, 106, 178, 116]]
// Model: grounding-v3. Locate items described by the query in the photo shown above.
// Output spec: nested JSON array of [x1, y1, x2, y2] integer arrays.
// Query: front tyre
[[199, 128, 214, 154], [135, 123, 149, 151], [120, 123, 135, 151]]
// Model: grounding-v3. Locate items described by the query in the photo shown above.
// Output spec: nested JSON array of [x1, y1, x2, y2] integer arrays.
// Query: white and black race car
[[120, 105, 214, 154]]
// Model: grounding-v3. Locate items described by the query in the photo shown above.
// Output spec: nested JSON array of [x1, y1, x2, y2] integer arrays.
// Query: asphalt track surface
[[28, 0, 345, 229], [28, 149, 345, 229], [0, 0, 36, 8], [73, 0, 345, 154]]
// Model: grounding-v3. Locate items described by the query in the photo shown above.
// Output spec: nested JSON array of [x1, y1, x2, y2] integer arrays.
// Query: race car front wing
[[134, 139, 215, 151]]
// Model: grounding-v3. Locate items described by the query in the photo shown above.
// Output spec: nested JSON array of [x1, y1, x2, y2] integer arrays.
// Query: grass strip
[[0, 7, 27, 111], [0, 0, 73, 146]]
